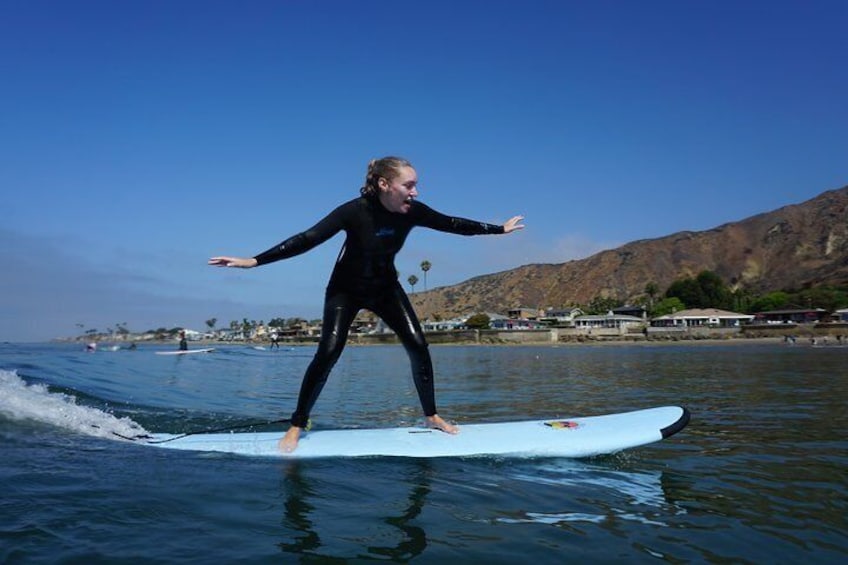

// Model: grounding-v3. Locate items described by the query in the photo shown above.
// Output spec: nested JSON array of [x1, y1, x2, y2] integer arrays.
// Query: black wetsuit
[[253, 195, 504, 428]]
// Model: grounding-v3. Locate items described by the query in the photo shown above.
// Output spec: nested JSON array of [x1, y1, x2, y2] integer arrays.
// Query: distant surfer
[[85, 342, 97, 353], [270, 331, 280, 350], [178, 330, 188, 351], [209, 156, 524, 452]]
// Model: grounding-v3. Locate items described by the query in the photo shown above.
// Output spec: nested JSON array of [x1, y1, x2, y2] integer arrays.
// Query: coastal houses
[[753, 307, 829, 324], [651, 308, 755, 329], [574, 312, 644, 332], [540, 307, 584, 325], [77, 303, 846, 346]]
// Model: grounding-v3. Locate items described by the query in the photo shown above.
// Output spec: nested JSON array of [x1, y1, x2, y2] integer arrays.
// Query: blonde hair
[[360, 156, 413, 197]]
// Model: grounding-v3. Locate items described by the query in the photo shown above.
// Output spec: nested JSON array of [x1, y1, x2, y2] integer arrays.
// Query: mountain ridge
[[410, 185, 848, 318]]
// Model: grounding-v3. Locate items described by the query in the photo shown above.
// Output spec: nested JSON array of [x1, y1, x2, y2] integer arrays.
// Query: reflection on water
[[272, 455, 692, 560], [277, 459, 433, 561], [278, 462, 322, 555], [502, 460, 680, 526]]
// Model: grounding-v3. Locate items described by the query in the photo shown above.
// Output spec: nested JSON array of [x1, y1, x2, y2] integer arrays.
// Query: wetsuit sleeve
[[411, 202, 505, 235], [253, 204, 348, 266]]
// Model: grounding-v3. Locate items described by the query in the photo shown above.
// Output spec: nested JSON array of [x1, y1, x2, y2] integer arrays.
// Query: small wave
[[510, 461, 668, 507], [497, 510, 667, 527], [497, 460, 682, 527], [0, 369, 150, 441], [497, 511, 606, 525]]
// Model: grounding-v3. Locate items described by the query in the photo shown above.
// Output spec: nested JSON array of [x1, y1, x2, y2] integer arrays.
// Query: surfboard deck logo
[[544, 420, 580, 429]]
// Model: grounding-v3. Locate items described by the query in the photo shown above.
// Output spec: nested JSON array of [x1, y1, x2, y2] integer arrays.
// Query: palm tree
[[242, 318, 253, 340], [420, 260, 432, 291], [408, 274, 419, 293], [644, 282, 659, 314]]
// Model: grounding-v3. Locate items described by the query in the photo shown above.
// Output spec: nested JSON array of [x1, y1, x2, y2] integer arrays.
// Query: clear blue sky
[[2, 0, 846, 342]]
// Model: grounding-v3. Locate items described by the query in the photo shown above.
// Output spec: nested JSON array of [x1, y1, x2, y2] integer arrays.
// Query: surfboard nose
[[660, 406, 691, 439]]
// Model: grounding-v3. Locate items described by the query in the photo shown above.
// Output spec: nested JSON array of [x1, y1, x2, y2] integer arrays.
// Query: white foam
[[0, 369, 149, 441]]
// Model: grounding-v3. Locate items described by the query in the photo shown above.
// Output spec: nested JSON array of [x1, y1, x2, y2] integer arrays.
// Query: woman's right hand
[[208, 256, 258, 268]]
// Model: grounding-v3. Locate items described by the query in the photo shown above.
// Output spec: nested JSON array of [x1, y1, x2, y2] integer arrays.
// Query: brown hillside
[[411, 185, 848, 318]]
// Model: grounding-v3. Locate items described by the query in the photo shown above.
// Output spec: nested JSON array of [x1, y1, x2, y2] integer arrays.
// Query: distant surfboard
[[154, 348, 216, 356], [141, 406, 690, 459]]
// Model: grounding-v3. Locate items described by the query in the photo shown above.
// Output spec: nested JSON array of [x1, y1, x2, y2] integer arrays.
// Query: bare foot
[[426, 414, 459, 434], [278, 426, 302, 453]]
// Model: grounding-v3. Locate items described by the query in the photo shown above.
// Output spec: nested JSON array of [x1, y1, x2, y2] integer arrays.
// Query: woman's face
[[378, 166, 418, 214]]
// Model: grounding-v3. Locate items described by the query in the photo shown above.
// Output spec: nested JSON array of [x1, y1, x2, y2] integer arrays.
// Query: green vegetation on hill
[[621, 271, 848, 317]]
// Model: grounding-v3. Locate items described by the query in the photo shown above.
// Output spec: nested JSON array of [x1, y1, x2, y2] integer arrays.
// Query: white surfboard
[[141, 406, 689, 459], [154, 348, 216, 356]]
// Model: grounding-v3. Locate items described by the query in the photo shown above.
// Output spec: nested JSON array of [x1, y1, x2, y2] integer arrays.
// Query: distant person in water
[[270, 331, 280, 350], [209, 156, 524, 453], [178, 331, 188, 351]]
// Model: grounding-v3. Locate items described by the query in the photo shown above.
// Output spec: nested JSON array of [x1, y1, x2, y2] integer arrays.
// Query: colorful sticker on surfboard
[[544, 420, 579, 429]]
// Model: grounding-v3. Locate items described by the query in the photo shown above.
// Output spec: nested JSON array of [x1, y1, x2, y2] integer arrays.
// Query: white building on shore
[[651, 308, 754, 328]]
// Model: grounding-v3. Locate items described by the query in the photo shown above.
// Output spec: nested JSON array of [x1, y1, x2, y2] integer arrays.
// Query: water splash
[[0, 369, 149, 441]]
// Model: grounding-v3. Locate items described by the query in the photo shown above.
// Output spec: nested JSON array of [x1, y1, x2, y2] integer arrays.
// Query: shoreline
[[52, 335, 818, 348]]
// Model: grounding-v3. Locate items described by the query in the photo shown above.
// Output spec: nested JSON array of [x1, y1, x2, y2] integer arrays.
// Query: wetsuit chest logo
[[375, 227, 395, 238]]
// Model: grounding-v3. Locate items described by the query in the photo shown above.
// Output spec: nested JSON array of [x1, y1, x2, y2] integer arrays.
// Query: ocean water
[[1, 341, 846, 564]]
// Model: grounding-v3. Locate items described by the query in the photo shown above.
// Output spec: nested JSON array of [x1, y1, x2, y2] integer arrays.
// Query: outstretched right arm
[[208, 200, 351, 269], [208, 256, 258, 268]]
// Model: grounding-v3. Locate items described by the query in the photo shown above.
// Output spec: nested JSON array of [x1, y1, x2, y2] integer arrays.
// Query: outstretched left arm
[[502, 215, 525, 234], [412, 201, 525, 236]]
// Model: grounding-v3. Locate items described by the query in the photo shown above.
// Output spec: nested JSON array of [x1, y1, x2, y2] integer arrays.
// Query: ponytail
[[360, 156, 413, 197]]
